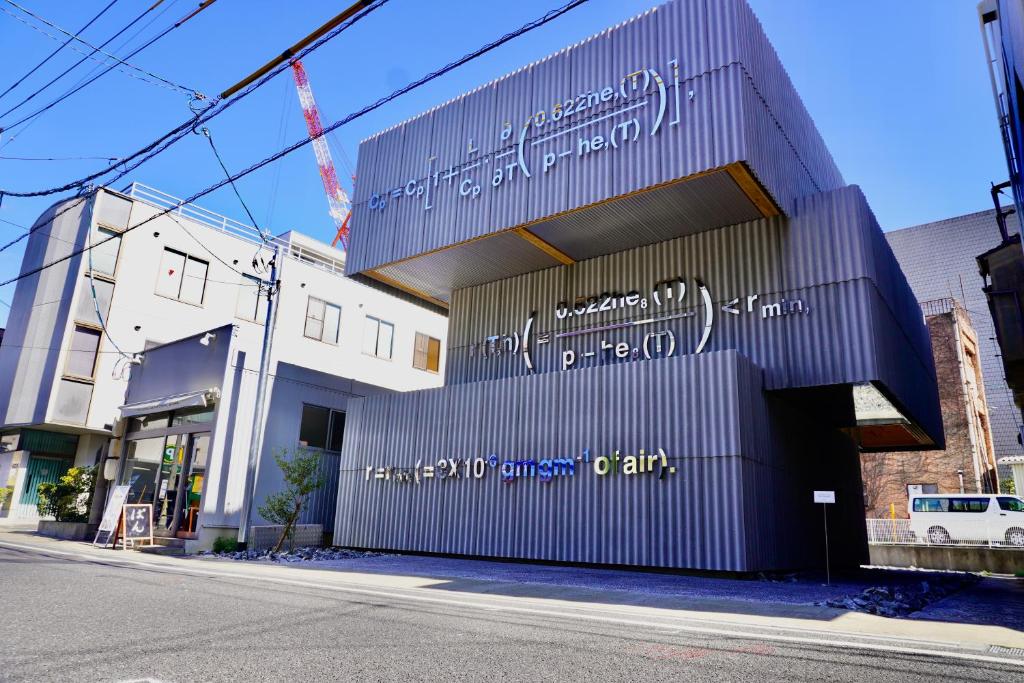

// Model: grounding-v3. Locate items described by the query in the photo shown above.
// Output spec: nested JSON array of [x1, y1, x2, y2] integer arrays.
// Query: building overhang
[[360, 163, 778, 307], [344, 0, 844, 306], [119, 388, 219, 418]]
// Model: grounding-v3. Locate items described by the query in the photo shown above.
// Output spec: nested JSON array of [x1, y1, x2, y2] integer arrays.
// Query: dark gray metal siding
[[334, 350, 864, 571], [445, 186, 941, 445], [346, 0, 844, 280]]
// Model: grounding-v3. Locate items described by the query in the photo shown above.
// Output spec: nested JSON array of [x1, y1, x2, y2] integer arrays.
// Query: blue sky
[[0, 0, 1008, 327]]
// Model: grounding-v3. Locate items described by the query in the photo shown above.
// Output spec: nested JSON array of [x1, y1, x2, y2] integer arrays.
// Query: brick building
[[862, 299, 999, 518], [886, 208, 1023, 476]]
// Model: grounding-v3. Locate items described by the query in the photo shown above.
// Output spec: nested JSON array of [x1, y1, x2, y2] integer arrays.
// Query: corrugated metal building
[[333, 0, 943, 571]]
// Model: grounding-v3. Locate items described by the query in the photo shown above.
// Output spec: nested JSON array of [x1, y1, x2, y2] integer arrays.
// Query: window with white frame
[[362, 316, 394, 359], [413, 332, 441, 372], [235, 274, 268, 323], [304, 296, 341, 343], [155, 247, 208, 305]]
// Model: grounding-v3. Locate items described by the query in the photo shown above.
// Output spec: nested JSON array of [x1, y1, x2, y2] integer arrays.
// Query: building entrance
[[119, 406, 213, 538]]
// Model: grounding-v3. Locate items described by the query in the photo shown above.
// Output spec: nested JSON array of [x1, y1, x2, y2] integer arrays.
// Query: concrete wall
[[0, 185, 449, 439], [0, 196, 89, 427], [869, 544, 1024, 574]]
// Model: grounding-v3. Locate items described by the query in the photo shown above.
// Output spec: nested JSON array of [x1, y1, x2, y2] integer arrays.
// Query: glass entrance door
[[155, 436, 184, 531], [182, 433, 209, 534]]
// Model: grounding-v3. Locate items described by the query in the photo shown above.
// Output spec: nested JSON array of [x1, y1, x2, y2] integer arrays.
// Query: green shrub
[[212, 536, 238, 553], [0, 485, 12, 508], [1002, 478, 1016, 495], [258, 448, 325, 553], [36, 466, 96, 522]]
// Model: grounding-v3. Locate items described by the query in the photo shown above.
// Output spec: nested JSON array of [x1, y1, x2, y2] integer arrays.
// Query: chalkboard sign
[[93, 485, 131, 548], [121, 503, 154, 549]]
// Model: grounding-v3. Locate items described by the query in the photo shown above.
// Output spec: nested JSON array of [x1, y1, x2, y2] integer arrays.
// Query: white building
[[0, 183, 447, 546]]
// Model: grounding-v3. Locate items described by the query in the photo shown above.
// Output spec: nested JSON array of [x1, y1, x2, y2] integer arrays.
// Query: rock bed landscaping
[[819, 575, 978, 617], [202, 546, 387, 563]]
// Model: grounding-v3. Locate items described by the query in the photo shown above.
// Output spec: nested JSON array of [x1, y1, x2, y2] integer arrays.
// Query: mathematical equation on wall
[[468, 275, 811, 373], [364, 448, 677, 486], [365, 59, 687, 213]]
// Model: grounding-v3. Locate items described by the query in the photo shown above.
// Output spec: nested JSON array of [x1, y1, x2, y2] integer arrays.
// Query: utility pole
[[237, 246, 282, 547]]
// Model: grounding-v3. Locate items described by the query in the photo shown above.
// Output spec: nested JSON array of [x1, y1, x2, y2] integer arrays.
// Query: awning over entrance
[[119, 389, 218, 418]]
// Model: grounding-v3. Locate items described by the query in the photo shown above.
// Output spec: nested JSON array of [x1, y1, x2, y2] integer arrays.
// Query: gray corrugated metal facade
[[334, 0, 941, 571], [346, 0, 844, 304]]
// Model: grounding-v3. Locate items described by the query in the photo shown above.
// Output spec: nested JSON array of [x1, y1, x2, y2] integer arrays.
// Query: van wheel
[[1007, 528, 1024, 547], [927, 526, 951, 544]]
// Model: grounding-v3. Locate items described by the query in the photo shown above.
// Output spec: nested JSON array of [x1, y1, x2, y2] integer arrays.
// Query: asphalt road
[[0, 545, 1020, 682]]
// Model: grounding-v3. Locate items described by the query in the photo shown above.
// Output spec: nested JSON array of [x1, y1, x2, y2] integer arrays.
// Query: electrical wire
[[0, 0, 389, 201], [0, 0, 591, 290], [200, 127, 264, 236], [0, 216, 29, 230], [0, 155, 120, 161], [0, 1, 195, 95], [0, 0, 182, 150], [0, 0, 118, 101], [264, 77, 292, 228], [0, 0, 171, 121], [0, 0, 211, 131]]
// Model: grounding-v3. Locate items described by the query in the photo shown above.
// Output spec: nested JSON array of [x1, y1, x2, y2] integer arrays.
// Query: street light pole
[[237, 245, 281, 547]]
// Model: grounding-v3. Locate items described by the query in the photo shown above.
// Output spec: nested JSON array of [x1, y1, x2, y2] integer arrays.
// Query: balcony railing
[[122, 182, 346, 277]]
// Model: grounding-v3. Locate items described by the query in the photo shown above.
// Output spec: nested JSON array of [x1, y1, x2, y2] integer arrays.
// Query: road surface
[[0, 543, 1020, 682]]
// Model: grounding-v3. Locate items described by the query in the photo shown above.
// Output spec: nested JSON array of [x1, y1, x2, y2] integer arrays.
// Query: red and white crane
[[290, 59, 351, 250]]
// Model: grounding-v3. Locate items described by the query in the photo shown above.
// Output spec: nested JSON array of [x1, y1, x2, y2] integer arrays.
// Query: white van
[[908, 494, 1024, 546]]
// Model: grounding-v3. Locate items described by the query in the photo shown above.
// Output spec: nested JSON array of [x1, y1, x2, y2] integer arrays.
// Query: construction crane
[[290, 59, 351, 250]]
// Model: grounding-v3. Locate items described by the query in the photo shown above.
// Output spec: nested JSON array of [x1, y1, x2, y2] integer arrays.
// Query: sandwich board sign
[[92, 485, 130, 548], [122, 504, 155, 549]]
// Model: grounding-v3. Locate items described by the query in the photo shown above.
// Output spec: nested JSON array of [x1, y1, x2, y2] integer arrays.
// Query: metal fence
[[866, 518, 1024, 548], [122, 182, 347, 276]]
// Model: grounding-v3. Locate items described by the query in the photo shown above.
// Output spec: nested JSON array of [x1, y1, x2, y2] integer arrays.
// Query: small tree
[[37, 466, 96, 522], [258, 449, 325, 552]]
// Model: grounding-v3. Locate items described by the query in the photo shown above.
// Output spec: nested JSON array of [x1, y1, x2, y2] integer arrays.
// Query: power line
[[0, 0, 590, 291], [0, 0, 183, 150], [0, 155, 119, 161], [0, 0, 390, 208], [0, 1, 194, 95], [0, 0, 118, 101], [0, 0, 172, 121], [0, 0, 390, 263], [200, 127, 264, 234], [0, 216, 29, 230], [0, 0, 213, 132]]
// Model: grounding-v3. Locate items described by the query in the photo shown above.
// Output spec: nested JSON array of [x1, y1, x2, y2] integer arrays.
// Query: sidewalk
[[2, 528, 1022, 655]]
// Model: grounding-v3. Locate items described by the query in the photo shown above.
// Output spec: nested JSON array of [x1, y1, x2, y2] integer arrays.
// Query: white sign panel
[[813, 490, 836, 504]]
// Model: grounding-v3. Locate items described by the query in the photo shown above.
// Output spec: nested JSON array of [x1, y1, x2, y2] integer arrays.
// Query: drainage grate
[[988, 645, 1024, 658]]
